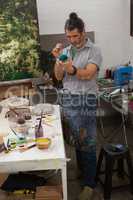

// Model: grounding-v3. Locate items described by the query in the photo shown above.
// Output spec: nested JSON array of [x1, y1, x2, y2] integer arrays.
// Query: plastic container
[[36, 138, 51, 149], [35, 124, 43, 138]]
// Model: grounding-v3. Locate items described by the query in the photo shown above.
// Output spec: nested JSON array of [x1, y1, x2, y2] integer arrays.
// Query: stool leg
[[104, 155, 114, 200], [95, 148, 104, 183], [126, 150, 133, 193], [117, 158, 124, 178]]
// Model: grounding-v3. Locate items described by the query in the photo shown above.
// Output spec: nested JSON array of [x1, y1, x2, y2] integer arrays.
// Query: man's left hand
[[61, 60, 74, 74]]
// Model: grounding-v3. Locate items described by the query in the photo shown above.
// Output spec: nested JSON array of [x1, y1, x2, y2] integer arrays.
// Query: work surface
[[0, 105, 66, 172], [0, 104, 67, 200]]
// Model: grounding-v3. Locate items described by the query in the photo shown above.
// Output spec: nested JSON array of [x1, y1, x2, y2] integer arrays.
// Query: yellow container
[[36, 138, 51, 149]]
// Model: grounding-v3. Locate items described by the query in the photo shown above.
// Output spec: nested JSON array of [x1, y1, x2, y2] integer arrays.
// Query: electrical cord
[[111, 93, 129, 147], [98, 120, 123, 143], [121, 111, 128, 147], [97, 94, 125, 142]]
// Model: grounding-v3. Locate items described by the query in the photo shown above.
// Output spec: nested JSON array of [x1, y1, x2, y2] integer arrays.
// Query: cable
[[97, 94, 116, 140], [98, 117, 123, 142], [111, 92, 129, 147], [97, 93, 125, 142], [121, 111, 128, 147]]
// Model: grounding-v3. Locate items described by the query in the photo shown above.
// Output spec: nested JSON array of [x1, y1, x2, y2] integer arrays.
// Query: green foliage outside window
[[0, 0, 41, 81]]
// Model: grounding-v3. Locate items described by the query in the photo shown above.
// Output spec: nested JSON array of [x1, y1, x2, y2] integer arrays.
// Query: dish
[[0, 96, 29, 108], [5, 108, 31, 121], [32, 103, 54, 115]]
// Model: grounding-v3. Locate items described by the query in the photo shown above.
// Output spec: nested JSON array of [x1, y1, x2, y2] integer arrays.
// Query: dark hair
[[64, 12, 85, 33]]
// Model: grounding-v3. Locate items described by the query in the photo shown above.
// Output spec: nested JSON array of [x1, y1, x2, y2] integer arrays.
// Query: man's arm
[[76, 63, 98, 80], [54, 61, 64, 80], [62, 45, 102, 80], [62, 60, 98, 80], [52, 43, 65, 81]]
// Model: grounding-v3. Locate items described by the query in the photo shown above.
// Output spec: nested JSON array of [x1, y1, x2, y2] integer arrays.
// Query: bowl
[[36, 138, 51, 149], [32, 103, 54, 116]]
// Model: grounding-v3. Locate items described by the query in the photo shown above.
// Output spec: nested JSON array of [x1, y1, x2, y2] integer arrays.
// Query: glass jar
[[16, 117, 29, 136], [35, 124, 43, 138]]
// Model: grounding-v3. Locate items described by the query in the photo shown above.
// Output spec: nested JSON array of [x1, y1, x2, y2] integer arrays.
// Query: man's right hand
[[54, 59, 65, 81], [52, 43, 63, 58]]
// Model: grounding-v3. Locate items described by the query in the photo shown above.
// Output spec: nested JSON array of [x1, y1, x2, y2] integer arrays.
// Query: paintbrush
[[37, 111, 43, 132], [35, 111, 43, 138], [19, 144, 36, 152], [10, 128, 19, 137], [9, 108, 20, 116]]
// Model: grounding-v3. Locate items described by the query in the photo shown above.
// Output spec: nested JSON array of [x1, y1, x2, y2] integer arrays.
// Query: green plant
[[0, 0, 41, 81]]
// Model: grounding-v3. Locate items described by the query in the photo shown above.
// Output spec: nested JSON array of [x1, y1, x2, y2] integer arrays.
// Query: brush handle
[[35, 112, 44, 138], [10, 108, 19, 116], [38, 111, 43, 130]]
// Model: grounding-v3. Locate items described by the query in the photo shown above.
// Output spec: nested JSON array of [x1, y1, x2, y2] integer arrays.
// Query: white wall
[[36, 0, 133, 76]]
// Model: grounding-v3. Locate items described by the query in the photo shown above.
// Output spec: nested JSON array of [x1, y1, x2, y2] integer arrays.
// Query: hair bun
[[69, 12, 78, 20]]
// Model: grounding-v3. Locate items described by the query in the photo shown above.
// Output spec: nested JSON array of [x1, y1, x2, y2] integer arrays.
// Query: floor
[[0, 97, 133, 200], [65, 112, 133, 200]]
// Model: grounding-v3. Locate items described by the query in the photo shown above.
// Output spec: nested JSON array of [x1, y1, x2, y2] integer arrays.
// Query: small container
[[36, 138, 51, 149], [17, 117, 25, 124], [24, 113, 31, 120], [16, 117, 28, 135], [9, 138, 17, 149], [35, 124, 43, 138]]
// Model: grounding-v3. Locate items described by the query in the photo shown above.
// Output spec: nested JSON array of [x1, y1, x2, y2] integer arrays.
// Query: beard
[[71, 37, 85, 49], [71, 42, 82, 48]]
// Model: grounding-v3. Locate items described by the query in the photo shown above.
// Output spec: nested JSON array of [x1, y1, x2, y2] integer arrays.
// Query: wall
[[36, 0, 133, 76]]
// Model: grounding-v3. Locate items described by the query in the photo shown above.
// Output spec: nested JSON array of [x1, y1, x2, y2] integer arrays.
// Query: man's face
[[65, 28, 85, 48]]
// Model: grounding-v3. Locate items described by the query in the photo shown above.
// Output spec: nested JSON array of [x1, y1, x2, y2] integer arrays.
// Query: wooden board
[[35, 185, 62, 200]]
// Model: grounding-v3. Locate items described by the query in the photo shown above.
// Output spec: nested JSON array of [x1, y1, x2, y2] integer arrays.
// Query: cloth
[[62, 38, 102, 94], [60, 93, 97, 151], [60, 93, 97, 188]]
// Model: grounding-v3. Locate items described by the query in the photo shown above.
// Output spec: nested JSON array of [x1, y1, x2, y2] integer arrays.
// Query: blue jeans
[[59, 92, 97, 188]]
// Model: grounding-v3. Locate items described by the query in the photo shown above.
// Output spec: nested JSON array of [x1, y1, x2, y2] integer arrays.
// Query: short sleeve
[[88, 45, 102, 69]]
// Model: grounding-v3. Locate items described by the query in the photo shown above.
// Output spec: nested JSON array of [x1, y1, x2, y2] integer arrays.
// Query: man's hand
[[61, 60, 74, 74], [51, 43, 63, 58], [54, 60, 64, 80]]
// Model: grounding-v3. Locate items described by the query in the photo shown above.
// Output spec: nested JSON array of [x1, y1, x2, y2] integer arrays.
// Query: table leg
[[61, 162, 67, 200]]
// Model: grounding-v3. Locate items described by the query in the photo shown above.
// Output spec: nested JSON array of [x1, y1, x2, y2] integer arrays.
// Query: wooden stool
[[95, 144, 133, 200]]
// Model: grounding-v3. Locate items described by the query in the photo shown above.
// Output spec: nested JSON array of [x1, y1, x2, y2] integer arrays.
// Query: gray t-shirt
[[62, 39, 102, 94]]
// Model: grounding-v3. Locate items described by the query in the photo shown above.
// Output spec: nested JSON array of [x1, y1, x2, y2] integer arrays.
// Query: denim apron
[[59, 90, 97, 188]]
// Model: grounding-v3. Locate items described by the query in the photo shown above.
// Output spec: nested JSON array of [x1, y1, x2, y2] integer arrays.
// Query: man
[[54, 12, 102, 200]]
